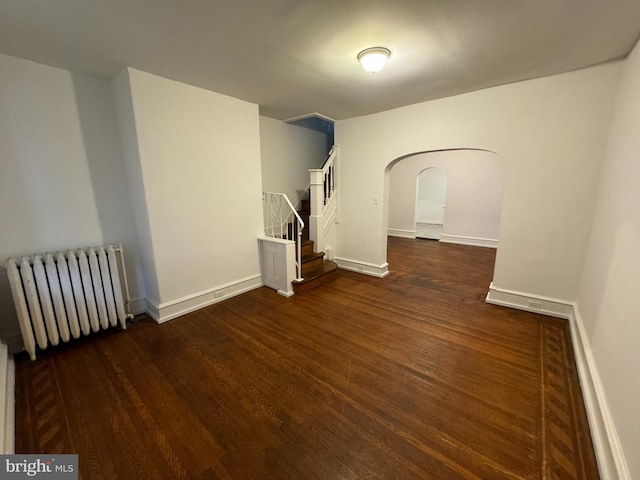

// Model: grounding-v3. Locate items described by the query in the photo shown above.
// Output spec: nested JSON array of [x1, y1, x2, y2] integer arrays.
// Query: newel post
[[309, 169, 324, 252]]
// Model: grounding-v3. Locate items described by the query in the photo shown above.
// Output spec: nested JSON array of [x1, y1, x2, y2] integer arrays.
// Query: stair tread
[[293, 261, 338, 294], [295, 260, 338, 283], [301, 251, 325, 263]]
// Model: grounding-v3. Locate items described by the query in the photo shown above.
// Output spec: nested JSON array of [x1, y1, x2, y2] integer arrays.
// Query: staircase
[[293, 196, 338, 294]]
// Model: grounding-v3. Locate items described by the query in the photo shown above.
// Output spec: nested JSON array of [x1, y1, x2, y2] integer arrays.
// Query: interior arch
[[383, 148, 506, 274]]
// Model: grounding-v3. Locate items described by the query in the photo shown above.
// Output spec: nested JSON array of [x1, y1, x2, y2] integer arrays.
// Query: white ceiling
[[1, 0, 639, 120]]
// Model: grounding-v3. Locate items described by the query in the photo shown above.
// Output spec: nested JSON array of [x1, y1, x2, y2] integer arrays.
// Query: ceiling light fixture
[[357, 47, 391, 73]]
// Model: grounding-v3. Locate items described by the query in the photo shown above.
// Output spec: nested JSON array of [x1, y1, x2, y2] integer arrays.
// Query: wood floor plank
[[15, 237, 599, 479]]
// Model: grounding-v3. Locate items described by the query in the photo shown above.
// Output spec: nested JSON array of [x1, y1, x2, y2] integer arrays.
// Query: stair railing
[[309, 145, 338, 255], [311, 145, 337, 210], [262, 192, 304, 281]]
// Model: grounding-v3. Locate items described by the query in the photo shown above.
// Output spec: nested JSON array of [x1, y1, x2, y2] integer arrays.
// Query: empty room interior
[[1, 1, 639, 478]]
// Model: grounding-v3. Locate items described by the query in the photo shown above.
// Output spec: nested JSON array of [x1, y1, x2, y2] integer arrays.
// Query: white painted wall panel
[[122, 68, 264, 308], [577, 39, 640, 479]]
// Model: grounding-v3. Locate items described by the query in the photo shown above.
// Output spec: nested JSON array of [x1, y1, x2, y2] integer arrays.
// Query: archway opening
[[383, 148, 505, 271], [415, 167, 448, 240]]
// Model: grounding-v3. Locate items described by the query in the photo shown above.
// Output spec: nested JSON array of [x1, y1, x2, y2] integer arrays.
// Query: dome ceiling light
[[357, 47, 391, 73]]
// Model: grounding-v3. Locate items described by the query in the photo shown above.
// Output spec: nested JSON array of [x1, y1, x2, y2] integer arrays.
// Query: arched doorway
[[385, 149, 505, 253], [415, 167, 447, 240]]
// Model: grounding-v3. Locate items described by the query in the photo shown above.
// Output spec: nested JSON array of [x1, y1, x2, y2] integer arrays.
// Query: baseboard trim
[[416, 221, 444, 226], [387, 228, 416, 239], [569, 304, 630, 480], [277, 289, 295, 297], [440, 234, 498, 249], [1, 342, 15, 454], [147, 275, 264, 324], [485, 283, 574, 319], [485, 284, 630, 478], [335, 257, 389, 278], [128, 298, 147, 316], [145, 299, 160, 321]]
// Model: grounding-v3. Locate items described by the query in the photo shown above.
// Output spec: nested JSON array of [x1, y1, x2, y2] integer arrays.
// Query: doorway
[[415, 167, 447, 240], [386, 149, 505, 249]]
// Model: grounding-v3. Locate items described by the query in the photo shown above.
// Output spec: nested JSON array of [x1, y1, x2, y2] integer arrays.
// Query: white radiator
[[4, 245, 132, 360]]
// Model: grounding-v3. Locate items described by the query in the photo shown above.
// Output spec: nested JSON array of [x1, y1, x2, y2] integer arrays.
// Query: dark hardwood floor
[[15, 237, 599, 479]]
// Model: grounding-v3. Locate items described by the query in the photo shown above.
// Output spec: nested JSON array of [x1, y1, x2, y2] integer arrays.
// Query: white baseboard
[[569, 304, 630, 480], [1, 342, 15, 454], [128, 298, 147, 316], [485, 284, 630, 478], [387, 228, 416, 239], [485, 283, 574, 319], [146, 275, 264, 324], [335, 257, 389, 278], [439, 234, 498, 249], [416, 221, 444, 226]]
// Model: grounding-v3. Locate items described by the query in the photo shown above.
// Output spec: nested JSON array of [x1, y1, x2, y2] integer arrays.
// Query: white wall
[[388, 150, 504, 243], [416, 168, 447, 224], [576, 40, 640, 479], [114, 68, 264, 321], [112, 70, 160, 308], [259, 116, 328, 206], [0, 53, 143, 340], [335, 62, 621, 298]]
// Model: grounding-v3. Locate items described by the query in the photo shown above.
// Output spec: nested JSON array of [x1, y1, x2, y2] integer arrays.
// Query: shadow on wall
[[0, 278, 18, 346], [384, 148, 506, 251], [284, 114, 335, 155], [0, 62, 147, 346], [70, 73, 147, 305]]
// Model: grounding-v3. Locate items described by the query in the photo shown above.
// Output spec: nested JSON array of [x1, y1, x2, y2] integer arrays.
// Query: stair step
[[300, 239, 314, 257], [293, 260, 339, 294], [301, 251, 325, 277]]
